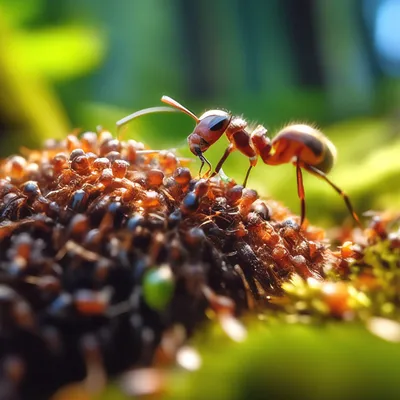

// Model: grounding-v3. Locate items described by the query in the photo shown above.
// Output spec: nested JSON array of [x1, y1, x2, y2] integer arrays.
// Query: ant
[[116, 97, 361, 228], [160, 96, 362, 228]]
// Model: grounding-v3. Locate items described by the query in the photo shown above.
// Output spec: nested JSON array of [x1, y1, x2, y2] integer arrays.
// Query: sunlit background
[[1, 0, 400, 227]]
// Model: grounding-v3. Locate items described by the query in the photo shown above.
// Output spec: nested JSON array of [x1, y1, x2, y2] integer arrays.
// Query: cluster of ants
[[0, 96, 361, 398]]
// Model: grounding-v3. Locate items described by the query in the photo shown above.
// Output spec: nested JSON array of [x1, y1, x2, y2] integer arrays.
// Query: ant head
[[161, 96, 232, 134], [197, 109, 232, 136], [161, 96, 232, 154]]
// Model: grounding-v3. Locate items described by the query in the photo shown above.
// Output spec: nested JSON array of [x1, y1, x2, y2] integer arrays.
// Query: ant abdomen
[[271, 124, 337, 174]]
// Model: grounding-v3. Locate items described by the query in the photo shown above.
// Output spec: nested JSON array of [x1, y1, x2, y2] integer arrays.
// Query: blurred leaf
[[12, 26, 106, 80], [324, 118, 390, 162], [0, 13, 69, 154]]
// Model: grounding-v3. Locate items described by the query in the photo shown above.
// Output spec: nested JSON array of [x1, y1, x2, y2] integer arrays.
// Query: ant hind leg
[[295, 159, 306, 227], [303, 164, 362, 228]]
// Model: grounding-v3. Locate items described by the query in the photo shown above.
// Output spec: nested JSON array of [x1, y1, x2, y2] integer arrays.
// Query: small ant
[[160, 96, 361, 228]]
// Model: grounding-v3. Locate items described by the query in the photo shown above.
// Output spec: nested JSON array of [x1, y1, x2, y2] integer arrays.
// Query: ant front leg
[[295, 158, 306, 227], [242, 156, 258, 188], [303, 164, 362, 228], [198, 154, 212, 178], [211, 144, 235, 178], [193, 146, 212, 177]]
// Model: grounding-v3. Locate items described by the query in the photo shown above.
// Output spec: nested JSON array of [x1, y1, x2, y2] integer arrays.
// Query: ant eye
[[209, 116, 229, 131]]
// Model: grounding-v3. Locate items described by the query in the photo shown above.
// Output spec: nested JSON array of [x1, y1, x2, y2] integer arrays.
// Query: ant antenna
[[116, 106, 177, 134], [161, 96, 199, 122]]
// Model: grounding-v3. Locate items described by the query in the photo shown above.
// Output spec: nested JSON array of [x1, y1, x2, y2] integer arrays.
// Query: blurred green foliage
[[0, 0, 106, 152], [12, 25, 104, 80], [166, 322, 400, 400], [0, 0, 399, 226]]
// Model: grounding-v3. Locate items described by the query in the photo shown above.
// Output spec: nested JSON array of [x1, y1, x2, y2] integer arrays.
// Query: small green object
[[219, 168, 233, 184], [143, 265, 175, 311]]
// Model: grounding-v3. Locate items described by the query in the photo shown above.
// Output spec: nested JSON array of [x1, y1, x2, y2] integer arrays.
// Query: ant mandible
[[160, 96, 362, 228]]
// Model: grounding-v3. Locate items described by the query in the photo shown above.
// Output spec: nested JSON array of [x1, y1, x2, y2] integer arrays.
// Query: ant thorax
[[199, 109, 229, 120], [225, 116, 248, 139]]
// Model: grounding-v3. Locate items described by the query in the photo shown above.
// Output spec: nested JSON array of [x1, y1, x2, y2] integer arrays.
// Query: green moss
[[356, 238, 400, 317]]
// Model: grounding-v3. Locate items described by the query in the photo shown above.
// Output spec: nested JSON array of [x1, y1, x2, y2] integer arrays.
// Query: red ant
[[116, 97, 361, 228], [160, 96, 362, 228]]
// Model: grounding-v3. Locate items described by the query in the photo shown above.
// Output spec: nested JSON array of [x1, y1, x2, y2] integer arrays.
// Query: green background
[[0, 0, 399, 225]]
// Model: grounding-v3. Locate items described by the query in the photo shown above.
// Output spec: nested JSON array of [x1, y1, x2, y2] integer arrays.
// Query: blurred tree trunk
[[284, 0, 323, 87], [312, 0, 375, 118]]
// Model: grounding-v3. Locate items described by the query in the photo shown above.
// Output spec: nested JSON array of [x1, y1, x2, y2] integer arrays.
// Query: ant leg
[[243, 156, 258, 188], [211, 144, 235, 178], [243, 166, 252, 188], [198, 158, 204, 176], [295, 159, 306, 227], [303, 164, 362, 228], [199, 154, 212, 178], [194, 147, 212, 178]]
